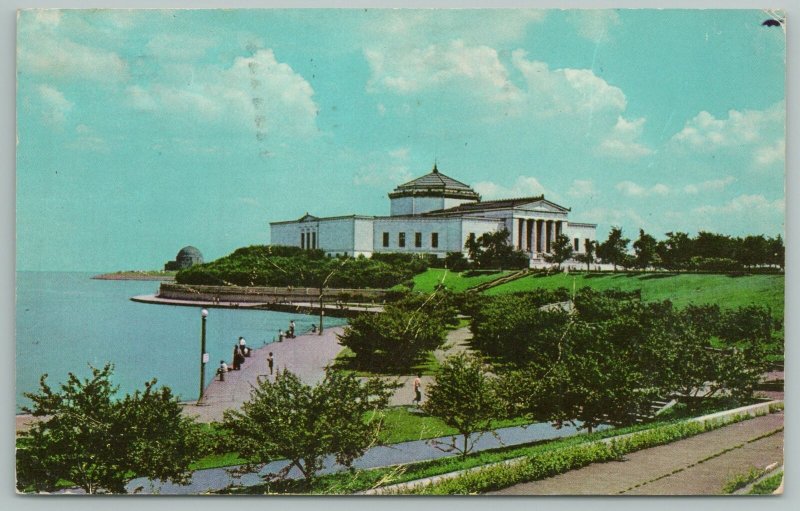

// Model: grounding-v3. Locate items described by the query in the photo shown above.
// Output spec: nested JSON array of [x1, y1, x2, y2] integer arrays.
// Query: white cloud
[[582, 207, 650, 232], [694, 194, 784, 216], [474, 176, 552, 200], [671, 102, 784, 151], [19, 33, 128, 83], [597, 116, 653, 158], [683, 176, 735, 194], [753, 139, 785, 168], [365, 40, 519, 103], [568, 10, 621, 41], [567, 179, 596, 199], [37, 84, 72, 126], [616, 180, 670, 197], [126, 49, 318, 137], [511, 50, 627, 117]]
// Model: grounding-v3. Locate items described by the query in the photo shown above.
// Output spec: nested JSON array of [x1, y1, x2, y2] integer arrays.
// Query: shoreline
[[131, 294, 383, 317], [93, 272, 175, 281]]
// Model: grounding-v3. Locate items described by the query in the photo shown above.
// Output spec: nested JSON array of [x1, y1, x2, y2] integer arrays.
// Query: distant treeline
[[597, 229, 784, 272], [175, 245, 431, 288]]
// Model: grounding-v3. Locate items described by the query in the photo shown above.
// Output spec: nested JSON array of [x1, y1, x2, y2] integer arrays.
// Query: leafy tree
[[596, 227, 630, 271], [574, 239, 596, 271], [423, 354, 500, 457], [337, 290, 457, 371], [444, 251, 470, 271], [740, 235, 768, 268], [16, 364, 201, 494], [655, 231, 692, 270], [464, 229, 528, 270], [633, 229, 658, 269], [766, 235, 785, 268], [544, 233, 573, 270], [222, 369, 392, 487]]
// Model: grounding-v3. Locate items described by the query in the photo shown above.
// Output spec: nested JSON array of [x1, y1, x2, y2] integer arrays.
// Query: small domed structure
[[165, 246, 204, 270]]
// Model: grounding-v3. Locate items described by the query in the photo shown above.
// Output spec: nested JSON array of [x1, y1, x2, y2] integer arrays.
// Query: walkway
[[489, 411, 784, 495], [181, 327, 346, 423], [125, 418, 600, 494]]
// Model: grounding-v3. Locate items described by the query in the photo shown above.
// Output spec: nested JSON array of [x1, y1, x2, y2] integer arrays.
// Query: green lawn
[[412, 268, 514, 293], [485, 272, 784, 318], [377, 406, 530, 445]]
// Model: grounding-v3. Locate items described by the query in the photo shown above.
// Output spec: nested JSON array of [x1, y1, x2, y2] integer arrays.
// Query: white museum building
[[270, 165, 597, 266]]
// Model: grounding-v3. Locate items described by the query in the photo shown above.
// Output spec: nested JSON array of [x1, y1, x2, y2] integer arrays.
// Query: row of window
[[382, 232, 439, 249]]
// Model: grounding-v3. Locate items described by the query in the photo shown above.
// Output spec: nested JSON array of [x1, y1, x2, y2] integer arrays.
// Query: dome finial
[[432, 159, 438, 173]]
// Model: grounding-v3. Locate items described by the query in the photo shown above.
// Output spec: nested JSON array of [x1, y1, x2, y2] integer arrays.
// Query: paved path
[[382, 326, 474, 407], [489, 411, 784, 495], [126, 418, 600, 494], [181, 327, 346, 423]]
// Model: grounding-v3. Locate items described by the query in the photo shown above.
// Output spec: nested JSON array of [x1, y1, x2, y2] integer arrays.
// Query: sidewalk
[[489, 411, 784, 495], [181, 327, 346, 423]]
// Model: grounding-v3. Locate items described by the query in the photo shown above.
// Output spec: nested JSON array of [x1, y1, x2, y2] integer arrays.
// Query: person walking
[[278, 330, 285, 342], [413, 374, 422, 406], [267, 352, 274, 375], [232, 345, 244, 370], [239, 336, 249, 357]]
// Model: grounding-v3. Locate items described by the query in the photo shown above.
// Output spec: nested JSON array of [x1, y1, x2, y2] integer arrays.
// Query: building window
[[574, 238, 580, 251], [301, 232, 305, 250], [431, 232, 439, 248], [399, 232, 406, 248], [415, 232, 422, 248], [383, 232, 389, 247]]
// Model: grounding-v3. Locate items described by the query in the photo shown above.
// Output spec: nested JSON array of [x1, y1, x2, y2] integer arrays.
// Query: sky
[[16, 9, 786, 272]]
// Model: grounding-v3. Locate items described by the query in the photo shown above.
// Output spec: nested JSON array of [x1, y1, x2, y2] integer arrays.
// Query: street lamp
[[198, 308, 209, 404]]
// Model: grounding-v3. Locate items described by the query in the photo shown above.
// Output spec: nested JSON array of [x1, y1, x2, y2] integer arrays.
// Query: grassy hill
[[412, 268, 516, 293], [484, 272, 784, 318]]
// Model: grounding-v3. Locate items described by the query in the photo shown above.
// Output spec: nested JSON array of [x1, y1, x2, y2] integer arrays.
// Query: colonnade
[[515, 218, 565, 255]]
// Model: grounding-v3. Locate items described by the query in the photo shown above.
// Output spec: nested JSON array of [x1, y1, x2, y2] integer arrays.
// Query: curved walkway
[[182, 327, 346, 424]]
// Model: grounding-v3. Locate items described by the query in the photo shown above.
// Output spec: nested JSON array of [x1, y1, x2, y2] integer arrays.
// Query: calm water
[[15, 272, 346, 410]]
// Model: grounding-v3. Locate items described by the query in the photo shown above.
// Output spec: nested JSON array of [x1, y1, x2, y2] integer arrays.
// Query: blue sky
[[16, 9, 785, 271]]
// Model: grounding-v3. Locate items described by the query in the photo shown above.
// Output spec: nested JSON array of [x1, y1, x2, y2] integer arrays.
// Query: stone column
[[517, 218, 524, 250], [531, 220, 537, 254], [525, 219, 532, 252], [549, 221, 556, 252]]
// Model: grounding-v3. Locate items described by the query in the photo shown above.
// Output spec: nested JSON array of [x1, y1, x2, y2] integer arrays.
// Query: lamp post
[[198, 308, 208, 404]]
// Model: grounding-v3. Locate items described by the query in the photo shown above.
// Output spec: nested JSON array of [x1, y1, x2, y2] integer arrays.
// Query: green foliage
[[465, 229, 529, 270], [747, 471, 783, 494], [633, 228, 658, 269], [472, 289, 777, 431], [222, 369, 393, 486], [444, 251, 470, 271], [176, 245, 430, 288], [722, 466, 766, 494], [423, 354, 501, 457], [337, 290, 457, 372], [544, 234, 573, 269], [574, 239, 596, 271], [656, 232, 784, 271], [597, 226, 630, 271], [16, 364, 201, 494]]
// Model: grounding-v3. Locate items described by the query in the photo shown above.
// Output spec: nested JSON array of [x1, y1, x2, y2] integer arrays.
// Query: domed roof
[[177, 246, 203, 259], [389, 164, 480, 200]]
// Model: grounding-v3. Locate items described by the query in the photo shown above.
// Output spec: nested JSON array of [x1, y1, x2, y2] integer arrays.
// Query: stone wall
[[158, 283, 387, 303]]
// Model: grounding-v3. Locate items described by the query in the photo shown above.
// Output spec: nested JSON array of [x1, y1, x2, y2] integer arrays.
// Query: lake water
[[15, 272, 346, 410]]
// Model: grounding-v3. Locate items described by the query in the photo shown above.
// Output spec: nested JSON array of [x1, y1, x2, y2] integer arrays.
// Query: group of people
[[217, 336, 251, 380], [278, 320, 312, 342]]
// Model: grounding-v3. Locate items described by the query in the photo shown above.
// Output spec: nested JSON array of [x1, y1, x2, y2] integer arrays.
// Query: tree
[[464, 229, 528, 270], [574, 239, 596, 271], [766, 235, 785, 269], [222, 369, 392, 487], [423, 354, 500, 457], [633, 229, 658, 269], [16, 364, 201, 494], [544, 233, 573, 270], [337, 290, 457, 372], [596, 227, 630, 271], [655, 231, 692, 270]]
